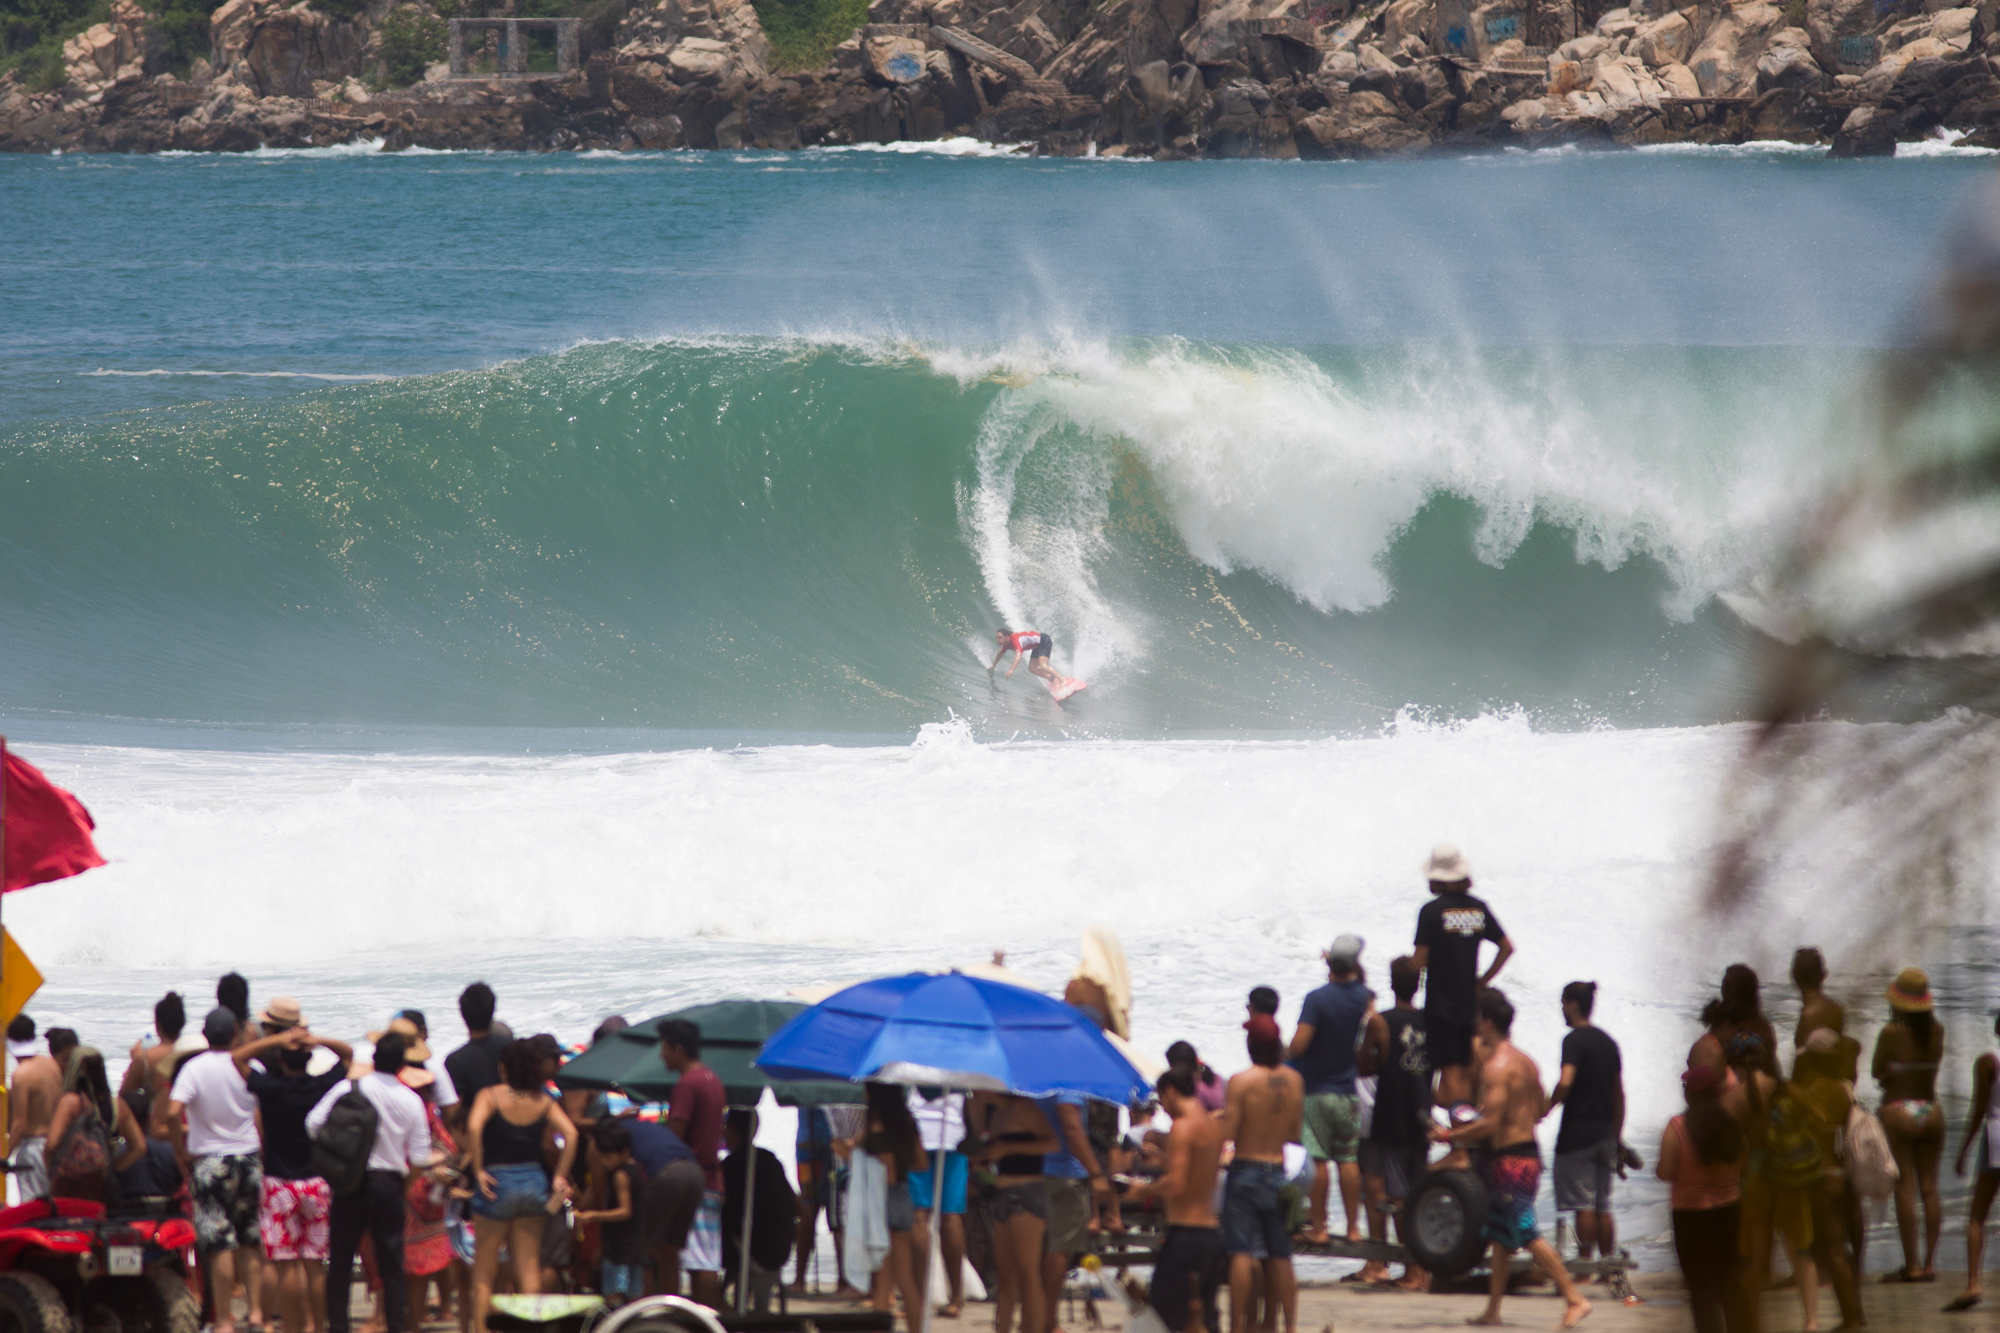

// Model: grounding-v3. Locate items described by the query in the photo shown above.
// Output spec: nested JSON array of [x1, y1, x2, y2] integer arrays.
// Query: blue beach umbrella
[[755, 970, 1150, 1102], [758, 971, 1150, 1333]]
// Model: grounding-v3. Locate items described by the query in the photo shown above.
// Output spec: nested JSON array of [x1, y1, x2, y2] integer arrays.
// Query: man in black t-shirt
[[442, 981, 510, 1132], [1357, 956, 1431, 1291], [1545, 981, 1625, 1266], [233, 1024, 355, 1333], [1410, 845, 1512, 1113]]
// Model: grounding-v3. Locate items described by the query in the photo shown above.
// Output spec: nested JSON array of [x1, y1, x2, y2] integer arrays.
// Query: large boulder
[[619, 0, 769, 80], [1631, 10, 1691, 65], [1292, 86, 1431, 154], [1588, 51, 1666, 107], [863, 33, 928, 82], [1747, 83, 1841, 135], [1203, 75, 1294, 153], [1684, 0, 1785, 95], [1804, 0, 1876, 71], [1041, 0, 1195, 98], [62, 0, 150, 97], [1756, 25, 1826, 90]]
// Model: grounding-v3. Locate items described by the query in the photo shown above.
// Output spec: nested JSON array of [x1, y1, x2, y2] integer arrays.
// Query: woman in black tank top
[[467, 1039, 579, 1332], [965, 1093, 1059, 1333]]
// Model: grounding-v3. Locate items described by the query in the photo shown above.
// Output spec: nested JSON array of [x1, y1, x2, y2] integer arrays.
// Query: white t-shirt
[[305, 1072, 431, 1174], [169, 1051, 262, 1157], [908, 1090, 964, 1153]]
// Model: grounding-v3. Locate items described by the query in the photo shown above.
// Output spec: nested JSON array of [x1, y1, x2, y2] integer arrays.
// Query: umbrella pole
[[737, 1129, 757, 1315], [920, 1101, 947, 1333]]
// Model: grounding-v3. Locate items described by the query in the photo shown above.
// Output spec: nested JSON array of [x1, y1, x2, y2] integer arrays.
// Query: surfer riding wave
[[991, 630, 1059, 684]]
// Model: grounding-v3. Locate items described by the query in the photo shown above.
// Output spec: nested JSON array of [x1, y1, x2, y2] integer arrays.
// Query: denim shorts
[[473, 1162, 550, 1221], [601, 1261, 639, 1297], [1221, 1160, 1291, 1260]]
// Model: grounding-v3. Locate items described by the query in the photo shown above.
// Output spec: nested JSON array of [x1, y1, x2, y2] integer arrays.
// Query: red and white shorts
[[260, 1175, 332, 1261]]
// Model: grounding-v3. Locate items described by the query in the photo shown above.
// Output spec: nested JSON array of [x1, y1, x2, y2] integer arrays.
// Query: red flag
[[3, 746, 106, 893]]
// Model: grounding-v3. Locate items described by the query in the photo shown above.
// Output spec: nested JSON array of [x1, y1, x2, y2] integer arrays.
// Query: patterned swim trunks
[[260, 1175, 332, 1261], [192, 1153, 264, 1254], [1483, 1147, 1542, 1251]]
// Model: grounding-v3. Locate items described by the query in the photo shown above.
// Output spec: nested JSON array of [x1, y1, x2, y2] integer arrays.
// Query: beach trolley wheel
[[589, 1297, 729, 1333], [1402, 1169, 1490, 1279], [0, 1273, 73, 1333]]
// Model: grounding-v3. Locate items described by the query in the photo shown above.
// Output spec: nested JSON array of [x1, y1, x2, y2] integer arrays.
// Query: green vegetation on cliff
[[758, 0, 868, 70], [2, 0, 106, 88]]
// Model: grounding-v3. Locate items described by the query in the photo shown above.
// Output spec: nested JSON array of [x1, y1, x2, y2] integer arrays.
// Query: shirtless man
[[1126, 1068, 1225, 1333], [9, 1027, 74, 1199], [1221, 1015, 1302, 1333], [1432, 990, 1590, 1331], [121, 991, 187, 1103], [990, 630, 1062, 686]]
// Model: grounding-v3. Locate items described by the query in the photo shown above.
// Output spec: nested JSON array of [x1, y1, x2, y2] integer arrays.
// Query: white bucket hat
[[1423, 843, 1473, 882]]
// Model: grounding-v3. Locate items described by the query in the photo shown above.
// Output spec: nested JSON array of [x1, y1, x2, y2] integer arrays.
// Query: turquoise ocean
[[4, 140, 2000, 1270]]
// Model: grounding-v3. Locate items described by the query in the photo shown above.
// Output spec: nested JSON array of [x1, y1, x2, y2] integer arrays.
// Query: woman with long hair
[[859, 1082, 926, 1329], [467, 1039, 577, 1331], [966, 1092, 1059, 1333], [1874, 967, 1946, 1282], [1658, 1064, 1747, 1333], [1724, 1034, 1819, 1332], [45, 1047, 146, 1200], [1690, 964, 1778, 1077]]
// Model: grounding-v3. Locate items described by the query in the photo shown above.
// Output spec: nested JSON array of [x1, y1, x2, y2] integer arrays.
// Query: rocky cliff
[[4, 0, 1997, 155]]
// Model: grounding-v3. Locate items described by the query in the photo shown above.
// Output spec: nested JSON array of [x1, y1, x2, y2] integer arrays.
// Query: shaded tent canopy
[[556, 1000, 855, 1108]]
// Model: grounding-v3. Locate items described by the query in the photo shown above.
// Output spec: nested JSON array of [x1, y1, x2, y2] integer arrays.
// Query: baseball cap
[[1326, 934, 1364, 966]]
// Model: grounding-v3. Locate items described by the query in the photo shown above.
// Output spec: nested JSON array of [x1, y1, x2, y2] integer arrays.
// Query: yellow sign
[[0, 929, 44, 1031]]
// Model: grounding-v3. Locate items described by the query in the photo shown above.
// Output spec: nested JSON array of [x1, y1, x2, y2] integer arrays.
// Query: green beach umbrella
[[555, 999, 855, 1108]]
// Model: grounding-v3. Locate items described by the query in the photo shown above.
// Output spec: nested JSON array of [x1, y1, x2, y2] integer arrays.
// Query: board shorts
[[602, 1261, 640, 1298], [260, 1175, 333, 1261], [473, 1162, 551, 1221], [1554, 1139, 1617, 1213], [1481, 1146, 1542, 1251], [192, 1153, 264, 1254], [1372, 1144, 1430, 1204], [682, 1191, 724, 1273], [990, 1179, 1049, 1224], [908, 1150, 968, 1215], [1426, 1015, 1475, 1070], [1220, 1160, 1291, 1260], [1149, 1225, 1225, 1333], [1045, 1176, 1091, 1253], [9, 1138, 46, 1201], [1301, 1092, 1359, 1164], [797, 1110, 836, 1208], [641, 1158, 705, 1251], [1028, 636, 1053, 659], [1981, 1131, 2000, 1176]]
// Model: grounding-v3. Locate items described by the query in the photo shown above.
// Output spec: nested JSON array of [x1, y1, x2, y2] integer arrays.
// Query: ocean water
[[5, 144, 2000, 1271]]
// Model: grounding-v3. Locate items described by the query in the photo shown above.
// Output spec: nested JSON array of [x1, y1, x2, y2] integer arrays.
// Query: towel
[[842, 1152, 891, 1293]]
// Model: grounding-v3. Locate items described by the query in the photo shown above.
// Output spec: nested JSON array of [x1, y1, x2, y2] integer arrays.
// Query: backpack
[[310, 1081, 380, 1197], [48, 1102, 117, 1203], [1842, 1095, 1899, 1199], [1761, 1093, 1825, 1191]]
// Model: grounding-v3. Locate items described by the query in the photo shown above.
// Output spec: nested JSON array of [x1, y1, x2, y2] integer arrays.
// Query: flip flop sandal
[[1881, 1267, 1921, 1283], [1944, 1295, 1983, 1311]]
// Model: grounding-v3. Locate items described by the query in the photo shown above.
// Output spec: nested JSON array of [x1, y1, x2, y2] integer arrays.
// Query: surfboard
[[1047, 676, 1087, 703]]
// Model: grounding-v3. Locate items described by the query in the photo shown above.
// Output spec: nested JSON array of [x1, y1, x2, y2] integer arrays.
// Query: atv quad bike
[[0, 1197, 198, 1333]]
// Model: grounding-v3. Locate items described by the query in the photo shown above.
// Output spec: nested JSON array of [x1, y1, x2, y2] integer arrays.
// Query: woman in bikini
[[965, 1093, 1059, 1333], [1874, 967, 1946, 1283]]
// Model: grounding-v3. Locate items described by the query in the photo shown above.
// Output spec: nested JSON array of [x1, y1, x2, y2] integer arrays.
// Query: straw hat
[[365, 1015, 433, 1063], [260, 997, 304, 1030], [1423, 844, 1473, 882], [1887, 968, 1935, 1013]]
